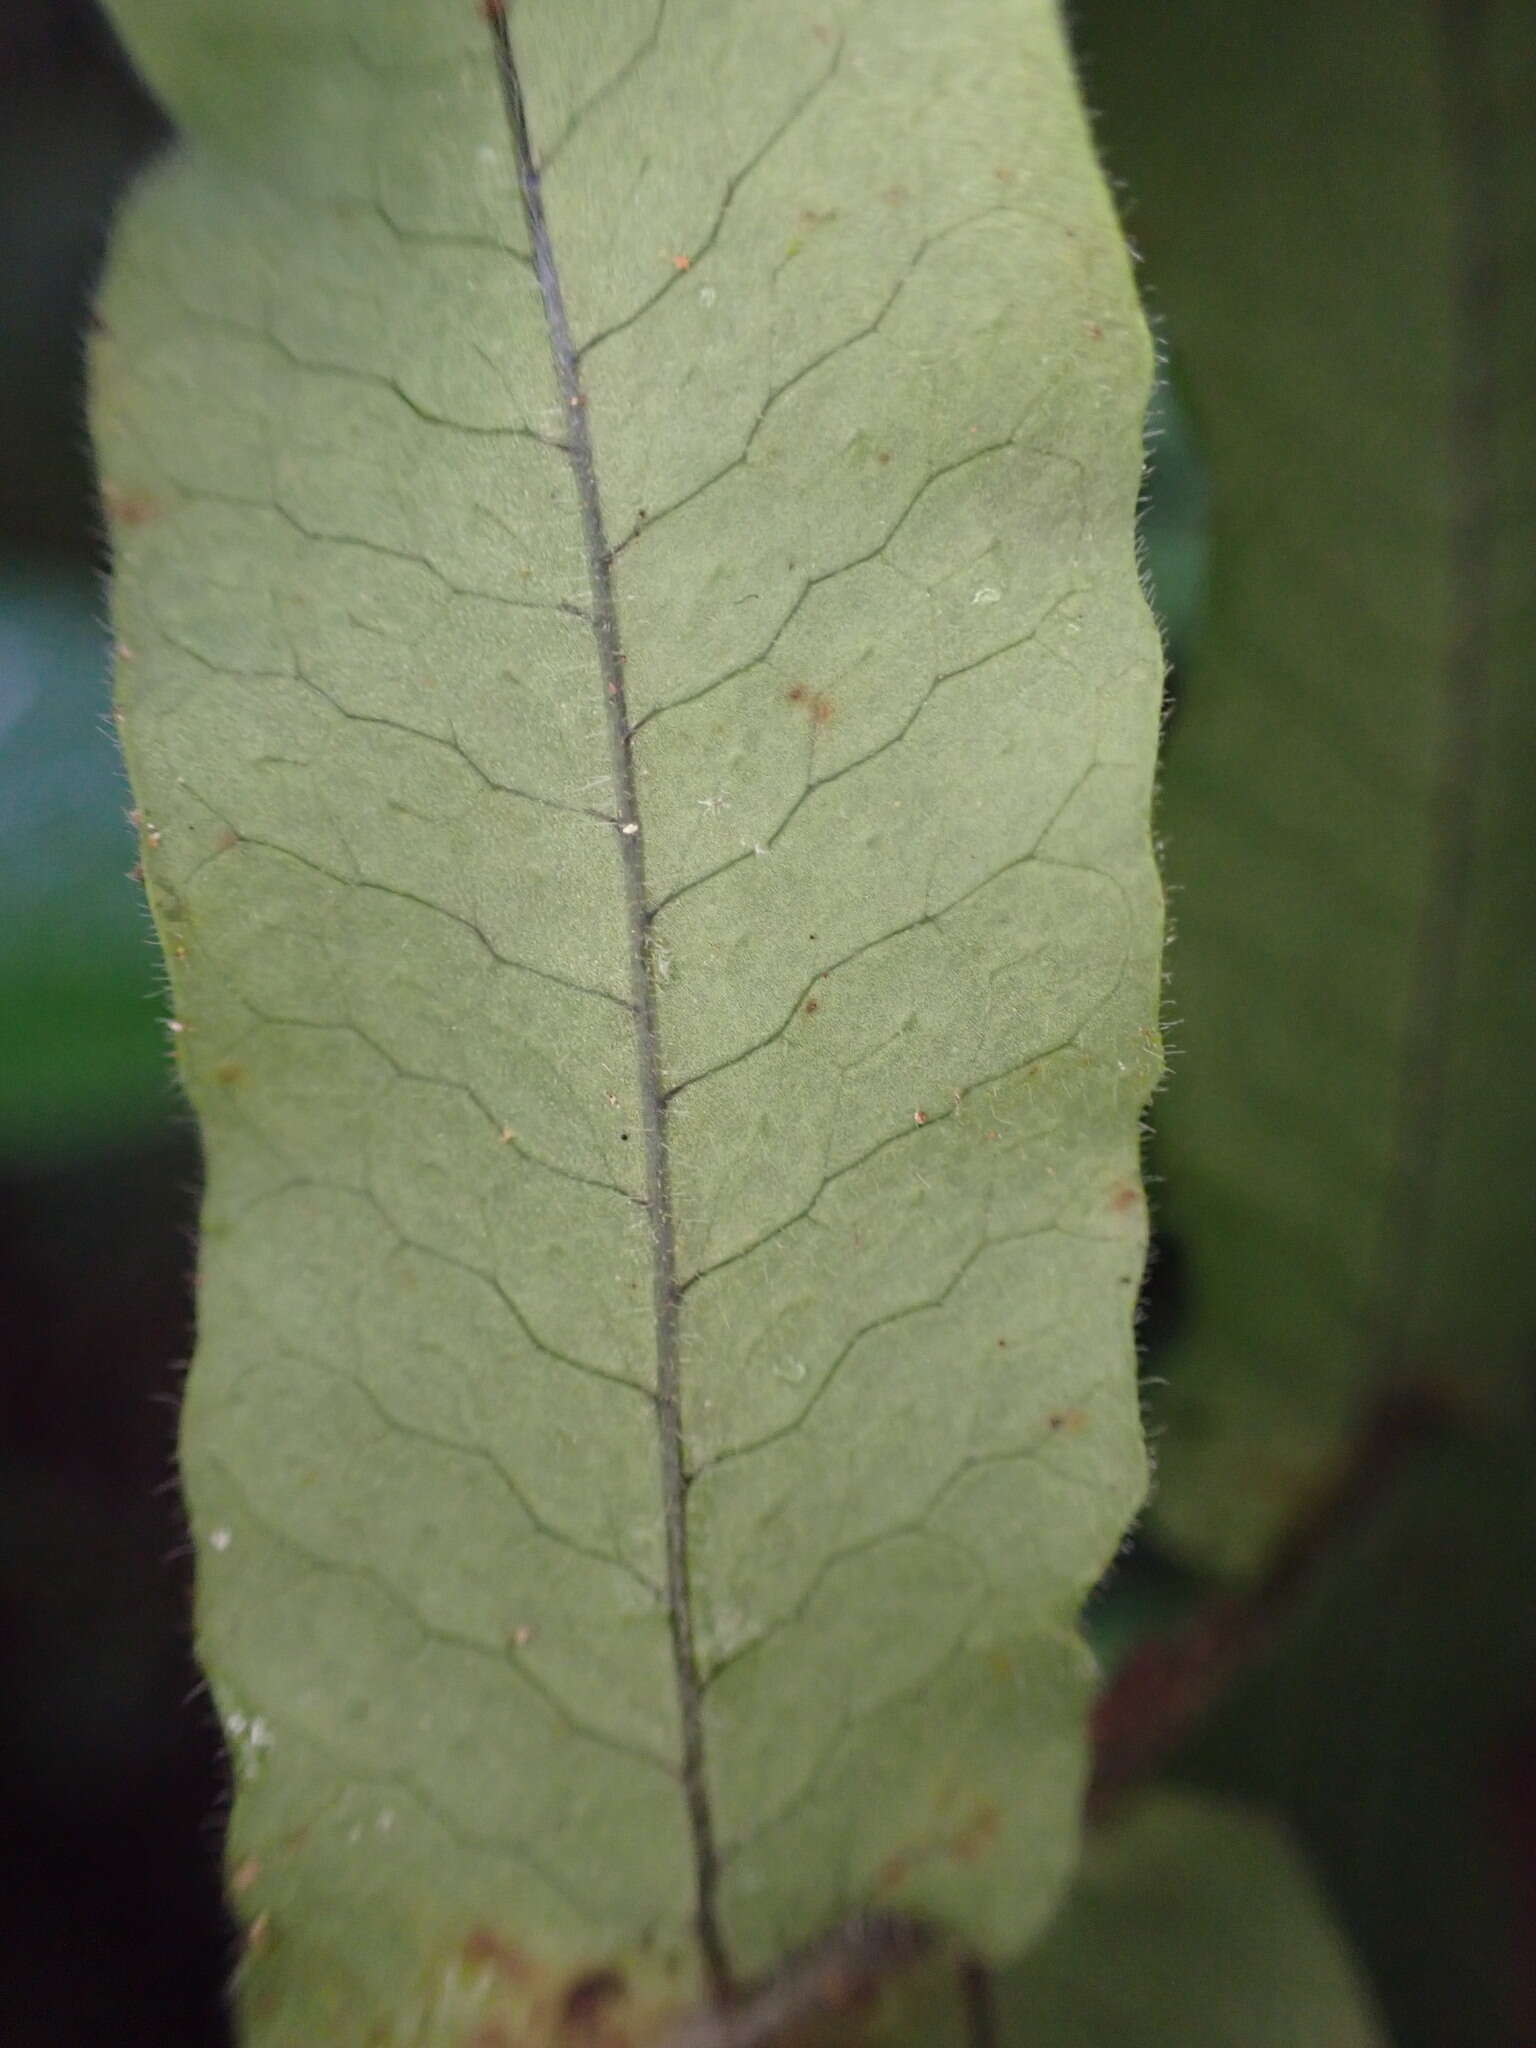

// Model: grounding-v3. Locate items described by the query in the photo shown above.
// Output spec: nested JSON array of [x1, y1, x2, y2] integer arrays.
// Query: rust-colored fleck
[[477, 0, 506, 22], [913, 1109, 928, 1125], [876, 449, 892, 464], [1085, 320, 1105, 340], [875, 1851, 912, 1893], [811, 21, 834, 42], [214, 1060, 246, 1087], [559, 1967, 627, 2042], [1048, 1407, 1089, 1434], [670, 252, 691, 271], [785, 682, 835, 725], [101, 482, 164, 527], [993, 166, 1017, 183], [1108, 1182, 1141, 1214], [950, 1803, 1001, 1864], [462, 1927, 535, 1986], [803, 998, 820, 1016]]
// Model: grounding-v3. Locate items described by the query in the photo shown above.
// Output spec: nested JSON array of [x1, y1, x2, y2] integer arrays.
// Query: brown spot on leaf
[[803, 998, 820, 1016], [785, 683, 835, 725], [559, 1968, 627, 2043], [1109, 1182, 1141, 1214], [101, 482, 164, 527], [950, 1803, 1001, 1865], [462, 1928, 535, 1987], [212, 826, 240, 854], [214, 1060, 245, 1087], [1048, 1407, 1089, 1434]]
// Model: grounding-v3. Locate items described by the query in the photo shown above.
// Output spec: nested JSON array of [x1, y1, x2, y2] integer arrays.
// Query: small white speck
[[376, 1809, 396, 1833], [699, 285, 718, 308], [752, 843, 770, 858], [620, 820, 640, 835], [696, 793, 730, 815], [208, 1527, 232, 1552], [477, 144, 498, 166], [224, 1710, 247, 1737], [972, 586, 1001, 606], [773, 1357, 807, 1384], [248, 1716, 274, 1751]]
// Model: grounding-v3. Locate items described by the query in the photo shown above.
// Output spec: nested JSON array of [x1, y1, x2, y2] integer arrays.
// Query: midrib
[[1375, 0, 1499, 1376], [484, 3, 730, 1996]]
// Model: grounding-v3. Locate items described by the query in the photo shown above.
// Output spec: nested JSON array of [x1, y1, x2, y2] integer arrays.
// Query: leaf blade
[[95, 0, 1161, 2036]]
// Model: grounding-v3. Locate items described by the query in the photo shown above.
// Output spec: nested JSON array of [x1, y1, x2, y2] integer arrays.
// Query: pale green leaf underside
[[95, 0, 1160, 2038]]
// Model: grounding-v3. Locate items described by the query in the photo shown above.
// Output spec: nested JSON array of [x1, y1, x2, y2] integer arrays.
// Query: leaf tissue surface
[[94, 0, 1162, 2037]]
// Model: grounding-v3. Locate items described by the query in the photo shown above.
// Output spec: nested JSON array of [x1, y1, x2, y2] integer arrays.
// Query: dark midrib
[[485, 4, 730, 1998], [1377, 0, 1500, 1372]]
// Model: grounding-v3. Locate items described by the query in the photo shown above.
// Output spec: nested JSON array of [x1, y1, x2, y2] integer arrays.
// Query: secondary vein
[[484, 1, 731, 1999]]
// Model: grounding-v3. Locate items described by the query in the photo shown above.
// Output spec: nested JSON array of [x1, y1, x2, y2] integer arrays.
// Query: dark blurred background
[[0, 6, 231, 2042]]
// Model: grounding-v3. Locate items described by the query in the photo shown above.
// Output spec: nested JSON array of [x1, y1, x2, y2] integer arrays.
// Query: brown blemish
[[1048, 1407, 1089, 1434], [214, 1060, 245, 1087], [462, 1927, 535, 1987], [1108, 1182, 1141, 1214], [559, 1967, 627, 2042], [785, 683, 834, 726], [101, 482, 164, 527], [212, 826, 240, 854], [876, 449, 892, 464], [468, 2028, 514, 2048], [803, 998, 820, 1016], [949, 1803, 1001, 1864]]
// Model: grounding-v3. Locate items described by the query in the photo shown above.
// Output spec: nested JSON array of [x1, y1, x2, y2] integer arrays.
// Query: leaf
[[93, 1, 1161, 2038], [1184, 1422, 1536, 2048], [992, 1790, 1388, 2047], [1074, 0, 1536, 1575]]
